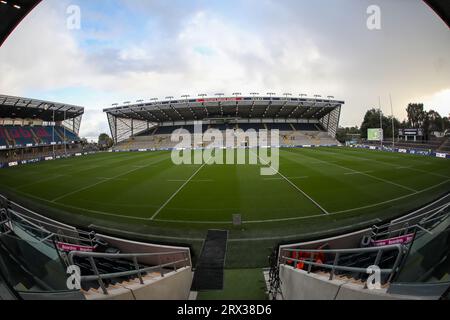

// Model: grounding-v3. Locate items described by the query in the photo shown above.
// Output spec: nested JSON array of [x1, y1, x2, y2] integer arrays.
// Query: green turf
[[197, 269, 267, 300], [0, 147, 448, 267]]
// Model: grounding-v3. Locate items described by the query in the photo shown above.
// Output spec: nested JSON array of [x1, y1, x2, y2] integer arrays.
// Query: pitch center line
[[150, 157, 212, 220], [51, 156, 168, 203], [252, 150, 329, 215]]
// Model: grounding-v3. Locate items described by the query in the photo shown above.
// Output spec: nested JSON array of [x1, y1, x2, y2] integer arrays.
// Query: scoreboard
[[368, 128, 383, 141], [398, 129, 424, 137]]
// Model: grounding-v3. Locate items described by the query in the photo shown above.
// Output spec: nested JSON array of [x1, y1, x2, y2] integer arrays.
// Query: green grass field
[[1, 147, 449, 267]]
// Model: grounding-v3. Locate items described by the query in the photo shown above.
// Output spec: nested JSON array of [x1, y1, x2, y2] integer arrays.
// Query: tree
[[385, 116, 401, 139], [427, 110, 443, 133], [336, 126, 360, 143], [443, 117, 450, 132], [360, 109, 382, 139], [406, 103, 426, 128], [360, 108, 401, 139], [98, 133, 113, 149]]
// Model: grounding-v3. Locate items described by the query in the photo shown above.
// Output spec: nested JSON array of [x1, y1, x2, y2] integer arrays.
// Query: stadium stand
[[104, 95, 344, 151], [272, 194, 450, 300], [0, 94, 84, 164], [0, 194, 192, 300], [0, 125, 80, 148]]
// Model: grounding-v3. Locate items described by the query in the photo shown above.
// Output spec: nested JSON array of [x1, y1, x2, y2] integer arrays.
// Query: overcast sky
[[0, 0, 449, 140]]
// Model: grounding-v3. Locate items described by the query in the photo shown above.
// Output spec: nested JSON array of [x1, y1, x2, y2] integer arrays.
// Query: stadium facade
[[103, 95, 344, 147]]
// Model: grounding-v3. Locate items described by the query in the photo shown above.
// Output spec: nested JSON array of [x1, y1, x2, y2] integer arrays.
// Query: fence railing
[[68, 250, 191, 295], [372, 201, 449, 241], [279, 244, 406, 284], [5, 209, 96, 248]]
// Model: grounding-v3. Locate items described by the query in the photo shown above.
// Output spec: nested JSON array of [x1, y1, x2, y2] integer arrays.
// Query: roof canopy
[[104, 96, 344, 123], [0, 94, 84, 121], [0, 0, 42, 47]]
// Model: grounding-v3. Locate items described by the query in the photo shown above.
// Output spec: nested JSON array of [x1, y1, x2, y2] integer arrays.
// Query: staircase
[[53, 127, 64, 143], [29, 127, 42, 145], [3, 129, 15, 147]]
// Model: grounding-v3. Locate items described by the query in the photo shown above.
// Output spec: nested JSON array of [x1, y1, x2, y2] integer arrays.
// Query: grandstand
[[273, 194, 450, 300], [104, 95, 344, 150], [0, 94, 84, 164], [0, 194, 192, 300]]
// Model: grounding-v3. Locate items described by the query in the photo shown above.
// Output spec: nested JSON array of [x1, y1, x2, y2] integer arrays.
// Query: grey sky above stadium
[[0, 0, 448, 140]]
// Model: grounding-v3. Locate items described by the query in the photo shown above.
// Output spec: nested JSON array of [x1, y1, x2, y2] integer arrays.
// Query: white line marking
[[51, 156, 169, 203], [167, 179, 213, 182], [15, 174, 65, 190], [328, 148, 450, 179], [154, 181, 450, 225], [263, 176, 308, 181], [150, 158, 212, 220], [344, 171, 373, 175], [10, 176, 448, 225], [252, 150, 329, 215], [96, 177, 129, 181], [331, 179, 449, 214], [286, 149, 418, 192]]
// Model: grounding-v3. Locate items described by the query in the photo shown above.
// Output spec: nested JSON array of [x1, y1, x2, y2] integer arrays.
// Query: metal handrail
[[282, 244, 402, 254], [7, 213, 95, 250], [68, 250, 187, 262], [6, 209, 95, 246], [280, 244, 405, 283], [371, 203, 449, 241], [373, 203, 449, 232], [68, 250, 190, 295], [9, 209, 95, 238], [80, 259, 188, 282]]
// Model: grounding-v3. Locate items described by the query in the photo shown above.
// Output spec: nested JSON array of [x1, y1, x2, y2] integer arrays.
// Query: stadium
[[0, 0, 449, 302]]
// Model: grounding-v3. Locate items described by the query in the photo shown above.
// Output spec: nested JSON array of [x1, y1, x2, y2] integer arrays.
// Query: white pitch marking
[[252, 150, 329, 215], [15, 174, 65, 190], [150, 158, 212, 220], [344, 171, 373, 175], [325, 148, 450, 179], [287, 149, 418, 193], [51, 156, 169, 203], [168, 179, 213, 182], [331, 179, 449, 214], [12, 176, 448, 225]]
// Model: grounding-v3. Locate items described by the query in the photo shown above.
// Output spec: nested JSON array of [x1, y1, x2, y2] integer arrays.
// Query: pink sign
[[57, 242, 95, 252], [372, 234, 414, 247]]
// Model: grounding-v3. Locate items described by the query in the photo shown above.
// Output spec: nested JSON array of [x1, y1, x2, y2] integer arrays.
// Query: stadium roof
[[0, 0, 42, 47], [103, 96, 345, 123], [0, 94, 84, 121], [424, 0, 450, 28]]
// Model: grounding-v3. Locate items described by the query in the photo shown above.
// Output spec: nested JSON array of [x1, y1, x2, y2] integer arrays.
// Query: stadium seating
[[112, 123, 340, 151], [0, 125, 80, 148], [265, 123, 294, 131], [236, 123, 266, 131], [293, 123, 322, 131]]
